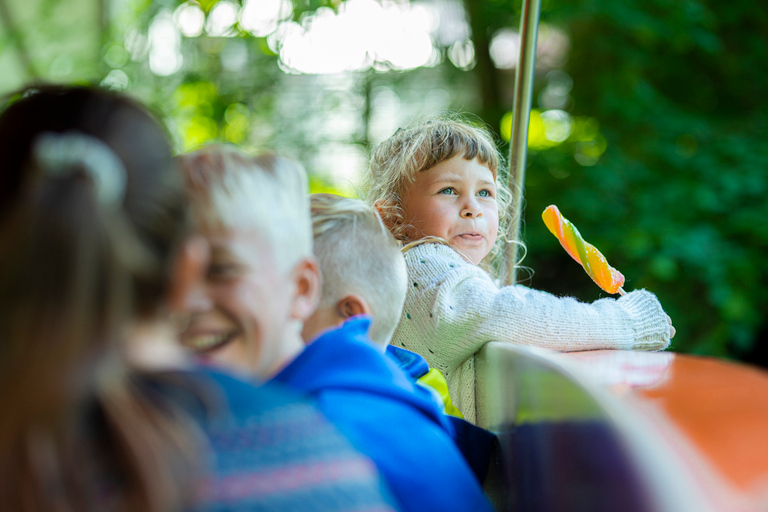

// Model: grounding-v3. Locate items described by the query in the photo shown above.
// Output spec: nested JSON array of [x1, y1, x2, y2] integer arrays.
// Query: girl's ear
[[374, 199, 401, 229], [289, 256, 322, 321], [372, 198, 388, 218], [336, 295, 371, 319], [166, 235, 210, 313]]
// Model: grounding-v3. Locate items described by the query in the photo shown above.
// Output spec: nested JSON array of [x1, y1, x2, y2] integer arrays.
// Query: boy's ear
[[289, 256, 322, 322], [336, 295, 372, 320], [166, 235, 210, 313]]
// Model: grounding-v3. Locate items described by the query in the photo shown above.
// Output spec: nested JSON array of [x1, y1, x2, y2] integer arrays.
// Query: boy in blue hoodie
[[303, 194, 496, 487], [179, 149, 492, 512]]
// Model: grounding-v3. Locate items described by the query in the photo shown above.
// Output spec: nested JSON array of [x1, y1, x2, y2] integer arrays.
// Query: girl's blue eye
[[439, 187, 455, 195], [478, 189, 493, 198]]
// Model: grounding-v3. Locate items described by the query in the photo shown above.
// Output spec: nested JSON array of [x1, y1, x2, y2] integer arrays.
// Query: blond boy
[[178, 146, 321, 379]]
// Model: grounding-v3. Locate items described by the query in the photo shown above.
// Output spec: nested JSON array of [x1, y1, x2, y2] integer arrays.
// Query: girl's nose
[[460, 201, 482, 218]]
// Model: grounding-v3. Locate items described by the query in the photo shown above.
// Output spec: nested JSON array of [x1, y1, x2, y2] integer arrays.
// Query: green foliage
[[2, 0, 764, 362], [522, 0, 768, 360]]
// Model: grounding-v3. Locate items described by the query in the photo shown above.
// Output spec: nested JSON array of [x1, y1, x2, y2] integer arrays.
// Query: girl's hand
[[667, 315, 676, 339]]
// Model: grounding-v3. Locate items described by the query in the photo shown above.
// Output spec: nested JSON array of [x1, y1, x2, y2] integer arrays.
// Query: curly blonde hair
[[363, 112, 516, 275]]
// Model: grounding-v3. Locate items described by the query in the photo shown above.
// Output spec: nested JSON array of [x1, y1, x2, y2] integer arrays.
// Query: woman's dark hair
[[0, 86, 198, 511]]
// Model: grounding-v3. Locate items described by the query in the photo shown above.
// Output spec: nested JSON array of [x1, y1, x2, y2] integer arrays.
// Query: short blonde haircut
[[363, 113, 514, 274], [179, 145, 312, 272], [310, 193, 407, 346]]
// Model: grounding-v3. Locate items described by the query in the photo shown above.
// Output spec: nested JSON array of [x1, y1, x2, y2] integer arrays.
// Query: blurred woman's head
[[0, 86, 186, 314], [0, 85, 195, 511]]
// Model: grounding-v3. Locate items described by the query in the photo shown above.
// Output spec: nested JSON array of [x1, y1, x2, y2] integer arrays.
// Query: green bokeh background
[[2, 0, 766, 365]]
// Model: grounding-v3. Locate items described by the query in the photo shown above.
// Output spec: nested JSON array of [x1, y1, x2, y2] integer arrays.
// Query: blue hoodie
[[271, 317, 493, 512], [386, 345, 497, 484]]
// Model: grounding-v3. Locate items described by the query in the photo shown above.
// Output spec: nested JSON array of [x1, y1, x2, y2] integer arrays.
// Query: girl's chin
[[451, 243, 489, 265]]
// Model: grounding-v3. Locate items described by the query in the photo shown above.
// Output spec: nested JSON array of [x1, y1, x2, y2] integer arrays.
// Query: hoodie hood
[[272, 316, 453, 434]]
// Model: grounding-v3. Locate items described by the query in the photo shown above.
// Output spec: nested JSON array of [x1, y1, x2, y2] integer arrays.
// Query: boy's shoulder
[[149, 368, 397, 512], [274, 318, 421, 394], [273, 318, 451, 426], [174, 366, 363, 434]]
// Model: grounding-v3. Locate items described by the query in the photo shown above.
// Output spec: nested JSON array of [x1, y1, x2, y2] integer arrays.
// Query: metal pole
[[503, 0, 541, 286]]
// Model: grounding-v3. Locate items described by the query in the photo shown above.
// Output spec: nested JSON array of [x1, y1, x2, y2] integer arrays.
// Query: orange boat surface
[[559, 350, 768, 511], [476, 344, 768, 512]]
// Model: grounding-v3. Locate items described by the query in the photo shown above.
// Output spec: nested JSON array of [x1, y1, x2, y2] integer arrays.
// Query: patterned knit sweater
[[390, 242, 672, 424], [182, 369, 398, 512]]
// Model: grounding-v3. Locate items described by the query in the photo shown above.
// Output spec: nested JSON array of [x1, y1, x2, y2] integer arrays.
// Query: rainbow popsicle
[[542, 205, 625, 295]]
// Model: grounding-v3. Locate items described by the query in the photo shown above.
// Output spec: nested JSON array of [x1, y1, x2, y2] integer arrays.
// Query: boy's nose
[[182, 281, 214, 313]]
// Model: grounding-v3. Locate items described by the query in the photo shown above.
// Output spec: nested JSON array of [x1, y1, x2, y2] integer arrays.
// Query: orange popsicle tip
[[542, 205, 625, 294]]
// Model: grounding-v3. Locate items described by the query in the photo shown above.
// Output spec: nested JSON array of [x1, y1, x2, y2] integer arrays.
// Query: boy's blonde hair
[[310, 193, 407, 346], [363, 113, 514, 274], [179, 145, 312, 272]]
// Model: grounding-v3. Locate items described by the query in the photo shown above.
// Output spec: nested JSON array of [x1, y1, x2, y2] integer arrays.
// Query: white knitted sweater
[[390, 242, 672, 424]]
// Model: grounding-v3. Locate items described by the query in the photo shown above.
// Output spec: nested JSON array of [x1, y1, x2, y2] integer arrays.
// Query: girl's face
[[401, 156, 499, 265]]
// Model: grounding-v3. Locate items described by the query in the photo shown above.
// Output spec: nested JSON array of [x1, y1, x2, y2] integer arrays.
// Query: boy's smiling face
[[179, 228, 305, 379], [401, 156, 499, 265]]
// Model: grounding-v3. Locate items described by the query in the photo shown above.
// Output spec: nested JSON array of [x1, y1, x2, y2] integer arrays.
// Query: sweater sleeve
[[403, 244, 671, 372]]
